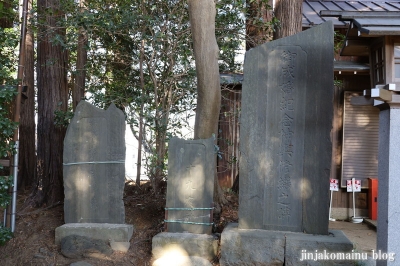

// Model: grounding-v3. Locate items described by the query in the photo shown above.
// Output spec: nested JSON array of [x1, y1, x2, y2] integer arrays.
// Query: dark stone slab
[[63, 101, 125, 224], [238, 21, 334, 235], [165, 137, 215, 234], [61, 235, 113, 259]]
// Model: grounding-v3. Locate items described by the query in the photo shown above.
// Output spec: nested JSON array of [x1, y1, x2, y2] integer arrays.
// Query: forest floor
[[0, 181, 239, 266]]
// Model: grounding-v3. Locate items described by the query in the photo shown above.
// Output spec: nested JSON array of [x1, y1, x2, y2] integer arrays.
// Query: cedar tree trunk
[[274, 0, 303, 39], [18, 0, 36, 189], [246, 0, 274, 50], [34, 0, 68, 206]]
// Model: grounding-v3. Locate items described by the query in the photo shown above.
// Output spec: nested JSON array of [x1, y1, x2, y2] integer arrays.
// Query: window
[[370, 42, 385, 86], [395, 44, 400, 80]]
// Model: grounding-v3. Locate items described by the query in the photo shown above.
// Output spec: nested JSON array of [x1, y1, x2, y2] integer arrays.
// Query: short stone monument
[[152, 137, 218, 265], [220, 21, 354, 265], [55, 101, 133, 254]]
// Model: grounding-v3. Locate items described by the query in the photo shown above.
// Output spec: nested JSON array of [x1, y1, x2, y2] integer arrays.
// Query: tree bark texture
[[72, 0, 87, 111], [246, 0, 274, 50], [188, 0, 221, 140], [274, 0, 303, 39], [34, 0, 68, 206], [0, 0, 13, 28], [18, 0, 36, 189]]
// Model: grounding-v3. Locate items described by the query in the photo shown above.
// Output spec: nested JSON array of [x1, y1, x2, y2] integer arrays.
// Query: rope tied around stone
[[63, 160, 125, 166]]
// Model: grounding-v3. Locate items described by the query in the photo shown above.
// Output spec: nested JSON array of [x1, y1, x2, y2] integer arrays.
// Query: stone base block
[[153, 256, 212, 266], [220, 223, 354, 266], [152, 232, 218, 261], [55, 223, 134, 252]]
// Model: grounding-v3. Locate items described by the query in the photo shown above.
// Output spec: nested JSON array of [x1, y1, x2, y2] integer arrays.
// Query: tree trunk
[[188, 0, 226, 212], [246, 0, 274, 50], [189, 0, 221, 140], [33, 0, 68, 206], [18, 0, 36, 189], [136, 40, 146, 187], [72, 0, 87, 111], [274, 0, 303, 39], [0, 0, 13, 28]]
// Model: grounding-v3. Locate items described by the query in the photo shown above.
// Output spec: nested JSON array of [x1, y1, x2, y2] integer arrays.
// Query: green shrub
[[0, 224, 13, 246]]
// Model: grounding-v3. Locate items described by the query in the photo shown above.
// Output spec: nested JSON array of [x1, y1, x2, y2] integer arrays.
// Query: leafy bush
[[0, 175, 13, 208], [0, 224, 13, 246]]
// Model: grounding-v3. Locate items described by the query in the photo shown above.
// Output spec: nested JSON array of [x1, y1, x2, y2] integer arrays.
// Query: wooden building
[[217, 0, 400, 220]]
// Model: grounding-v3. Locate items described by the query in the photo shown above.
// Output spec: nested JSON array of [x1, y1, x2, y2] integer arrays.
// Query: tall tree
[[18, 0, 36, 189], [274, 0, 302, 39], [53, 0, 246, 193], [188, 0, 227, 210], [79, 0, 198, 192], [33, 0, 68, 206]]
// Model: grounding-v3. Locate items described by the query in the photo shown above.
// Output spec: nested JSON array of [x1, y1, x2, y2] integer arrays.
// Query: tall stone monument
[[55, 101, 133, 254], [152, 137, 218, 264], [63, 101, 126, 223], [220, 21, 353, 265], [238, 23, 333, 235]]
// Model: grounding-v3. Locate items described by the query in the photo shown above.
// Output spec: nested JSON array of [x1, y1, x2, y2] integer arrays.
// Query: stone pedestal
[[55, 223, 134, 252], [220, 223, 354, 266], [152, 232, 218, 261], [58, 102, 133, 254], [151, 137, 216, 264]]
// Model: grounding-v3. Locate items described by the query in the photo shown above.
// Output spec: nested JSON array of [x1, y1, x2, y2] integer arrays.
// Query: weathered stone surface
[[165, 137, 215, 234], [220, 223, 354, 266], [285, 230, 354, 266], [152, 232, 218, 261], [377, 105, 400, 266], [55, 223, 134, 249], [153, 256, 212, 266], [110, 241, 130, 252], [63, 101, 126, 224], [220, 223, 285, 266], [238, 21, 334, 235], [60, 235, 113, 259], [70, 261, 93, 266]]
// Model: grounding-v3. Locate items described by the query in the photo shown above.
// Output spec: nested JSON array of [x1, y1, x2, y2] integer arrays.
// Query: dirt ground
[[0, 182, 239, 266]]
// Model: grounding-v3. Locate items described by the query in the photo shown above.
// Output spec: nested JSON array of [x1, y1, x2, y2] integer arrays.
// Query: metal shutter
[[341, 91, 379, 188]]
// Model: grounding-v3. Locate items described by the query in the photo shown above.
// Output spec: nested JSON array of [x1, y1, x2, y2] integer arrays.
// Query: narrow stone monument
[[55, 101, 133, 253], [152, 137, 218, 264], [164, 137, 215, 234], [220, 21, 354, 265], [367, 84, 400, 266]]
